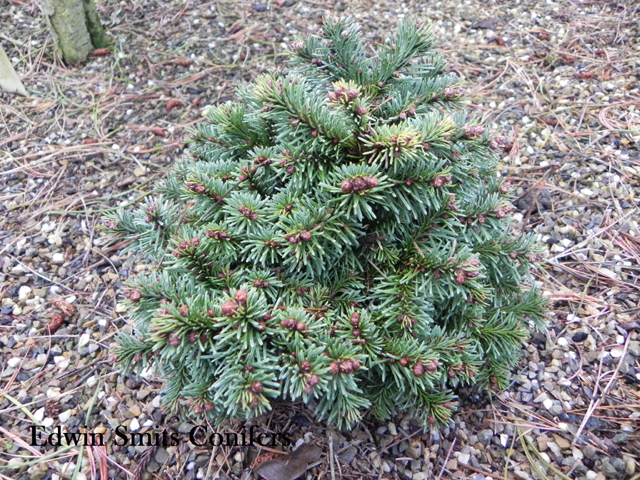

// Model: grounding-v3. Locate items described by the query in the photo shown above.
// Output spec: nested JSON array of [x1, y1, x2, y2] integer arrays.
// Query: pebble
[[58, 410, 72, 423], [552, 434, 571, 450], [34, 407, 45, 422], [54, 356, 70, 370], [582, 445, 596, 459], [78, 333, 91, 347], [624, 455, 635, 475], [537, 436, 549, 451], [129, 418, 140, 432], [610, 347, 624, 358], [155, 448, 170, 465], [477, 429, 493, 445], [52, 252, 65, 264], [406, 442, 422, 459], [612, 432, 628, 444], [18, 286, 31, 301], [458, 453, 470, 465], [7, 357, 21, 368], [129, 405, 142, 417]]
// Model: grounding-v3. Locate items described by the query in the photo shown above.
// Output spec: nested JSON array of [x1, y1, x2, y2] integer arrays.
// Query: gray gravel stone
[[154, 448, 170, 465], [612, 433, 628, 444], [477, 429, 493, 445]]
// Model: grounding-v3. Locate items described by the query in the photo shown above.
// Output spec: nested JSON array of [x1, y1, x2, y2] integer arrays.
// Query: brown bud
[[251, 382, 263, 393], [303, 385, 313, 395], [221, 301, 239, 317], [425, 359, 439, 372], [341, 179, 353, 193], [350, 312, 360, 327], [329, 362, 340, 375], [352, 328, 361, 337], [169, 335, 181, 347], [179, 304, 188, 316], [204, 402, 214, 412], [340, 360, 353, 373], [364, 175, 378, 188], [346, 177, 365, 193], [308, 373, 319, 386], [351, 359, 361, 371], [129, 290, 142, 303], [455, 274, 466, 285], [399, 357, 409, 367], [355, 105, 367, 115], [301, 361, 311, 372], [346, 89, 358, 101], [300, 230, 312, 242], [413, 362, 424, 377], [295, 322, 308, 332], [249, 396, 259, 408], [234, 289, 248, 304], [280, 318, 295, 329]]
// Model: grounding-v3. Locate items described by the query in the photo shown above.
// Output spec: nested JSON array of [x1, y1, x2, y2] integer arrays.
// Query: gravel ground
[[1, 0, 639, 479]]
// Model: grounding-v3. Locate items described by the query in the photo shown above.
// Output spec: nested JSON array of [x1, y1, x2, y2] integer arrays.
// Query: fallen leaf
[[48, 313, 65, 334], [575, 71, 595, 80], [50, 297, 75, 316], [253, 444, 322, 480], [166, 99, 182, 112], [92, 48, 111, 56], [82, 139, 99, 145], [250, 451, 284, 469], [150, 128, 166, 137], [172, 58, 191, 67]]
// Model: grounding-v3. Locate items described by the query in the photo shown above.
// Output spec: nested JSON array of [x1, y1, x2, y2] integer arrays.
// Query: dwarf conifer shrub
[[105, 17, 545, 429]]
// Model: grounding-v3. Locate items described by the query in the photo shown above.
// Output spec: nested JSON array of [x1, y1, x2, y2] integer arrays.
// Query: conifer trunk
[[40, 0, 108, 63]]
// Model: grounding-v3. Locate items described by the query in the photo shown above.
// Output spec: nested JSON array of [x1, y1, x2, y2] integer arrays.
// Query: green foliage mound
[[105, 17, 545, 429]]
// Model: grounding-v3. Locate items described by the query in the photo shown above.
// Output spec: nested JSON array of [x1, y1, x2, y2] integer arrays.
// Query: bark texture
[[0, 44, 28, 96], [41, 0, 108, 63], [82, 0, 109, 49]]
